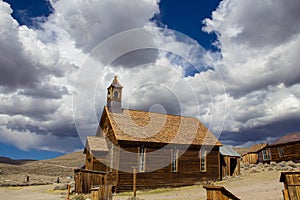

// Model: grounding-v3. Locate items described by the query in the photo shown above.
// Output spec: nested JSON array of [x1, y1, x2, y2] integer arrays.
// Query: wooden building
[[80, 76, 223, 192], [258, 132, 300, 163], [242, 143, 268, 164], [280, 171, 300, 200], [220, 146, 240, 178]]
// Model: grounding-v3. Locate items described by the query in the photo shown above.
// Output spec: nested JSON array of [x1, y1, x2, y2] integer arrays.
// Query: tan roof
[[246, 143, 268, 154], [234, 147, 250, 156], [106, 107, 222, 146], [272, 132, 300, 145], [86, 136, 109, 152]]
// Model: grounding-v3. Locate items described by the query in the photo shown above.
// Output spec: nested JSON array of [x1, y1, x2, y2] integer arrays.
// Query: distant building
[[259, 132, 300, 163], [80, 76, 223, 192], [242, 143, 268, 164]]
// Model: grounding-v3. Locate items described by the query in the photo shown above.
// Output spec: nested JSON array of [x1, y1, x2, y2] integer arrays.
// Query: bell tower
[[107, 76, 123, 113]]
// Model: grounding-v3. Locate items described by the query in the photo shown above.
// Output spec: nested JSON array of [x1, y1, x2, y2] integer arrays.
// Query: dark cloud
[[112, 48, 158, 68], [0, 40, 42, 90], [234, 0, 300, 48], [220, 113, 300, 146], [6, 123, 47, 135], [0, 96, 60, 120], [19, 83, 70, 99]]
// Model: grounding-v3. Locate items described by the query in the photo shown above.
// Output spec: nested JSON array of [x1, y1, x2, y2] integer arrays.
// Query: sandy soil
[[113, 170, 283, 200], [0, 170, 284, 200], [0, 185, 65, 200]]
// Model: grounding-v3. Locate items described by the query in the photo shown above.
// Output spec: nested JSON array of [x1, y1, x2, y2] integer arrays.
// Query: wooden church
[[82, 76, 223, 192]]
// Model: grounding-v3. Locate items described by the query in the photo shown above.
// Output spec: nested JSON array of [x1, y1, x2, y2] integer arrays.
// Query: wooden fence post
[[67, 184, 71, 200], [133, 168, 137, 197]]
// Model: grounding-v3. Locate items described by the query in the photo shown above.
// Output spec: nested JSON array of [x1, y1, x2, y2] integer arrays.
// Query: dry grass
[[0, 151, 85, 186]]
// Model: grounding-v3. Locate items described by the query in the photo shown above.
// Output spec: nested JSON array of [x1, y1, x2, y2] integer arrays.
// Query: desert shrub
[[127, 197, 145, 200], [71, 194, 85, 200]]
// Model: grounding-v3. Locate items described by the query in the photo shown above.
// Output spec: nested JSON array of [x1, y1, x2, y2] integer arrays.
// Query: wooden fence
[[74, 169, 110, 194], [280, 171, 300, 200], [203, 185, 241, 200]]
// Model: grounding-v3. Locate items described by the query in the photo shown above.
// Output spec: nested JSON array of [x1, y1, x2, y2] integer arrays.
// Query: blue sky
[[0, 0, 299, 160]]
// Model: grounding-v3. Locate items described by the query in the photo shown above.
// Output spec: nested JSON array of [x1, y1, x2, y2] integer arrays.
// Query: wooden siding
[[269, 142, 300, 163], [74, 169, 109, 194], [242, 153, 258, 164], [115, 145, 220, 192], [280, 172, 300, 200], [203, 185, 241, 200], [221, 156, 240, 177], [91, 186, 112, 200]]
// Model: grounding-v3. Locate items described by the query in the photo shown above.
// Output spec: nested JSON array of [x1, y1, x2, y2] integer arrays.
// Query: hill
[[0, 156, 36, 165], [0, 151, 85, 186]]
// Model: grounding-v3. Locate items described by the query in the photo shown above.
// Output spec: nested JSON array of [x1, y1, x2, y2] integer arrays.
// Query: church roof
[[105, 107, 222, 146]]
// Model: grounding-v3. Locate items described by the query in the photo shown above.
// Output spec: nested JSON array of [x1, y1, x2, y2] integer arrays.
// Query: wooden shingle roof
[[272, 132, 300, 145], [105, 107, 222, 146], [85, 136, 109, 157], [246, 143, 268, 154]]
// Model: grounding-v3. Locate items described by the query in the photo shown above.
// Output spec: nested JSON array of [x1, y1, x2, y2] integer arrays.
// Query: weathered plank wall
[[74, 169, 108, 194], [91, 186, 112, 200], [115, 145, 220, 192], [203, 185, 241, 200], [242, 153, 258, 164], [221, 156, 240, 177], [270, 142, 300, 163], [280, 172, 300, 200]]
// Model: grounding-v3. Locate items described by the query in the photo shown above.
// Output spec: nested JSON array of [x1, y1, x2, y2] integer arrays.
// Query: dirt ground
[[0, 184, 65, 200], [0, 170, 284, 200], [113, 170, 283, 200]]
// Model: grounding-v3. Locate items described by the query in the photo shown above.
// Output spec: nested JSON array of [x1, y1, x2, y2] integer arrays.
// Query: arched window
[[114, 91, 119, 98]]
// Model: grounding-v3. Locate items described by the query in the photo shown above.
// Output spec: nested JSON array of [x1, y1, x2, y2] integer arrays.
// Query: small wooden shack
[[242, 143, 268, 164], [220, 146, 241, 178], [261, 132, 300, 163], [280, 171, 300, 200], [74, 169, 109, 194]]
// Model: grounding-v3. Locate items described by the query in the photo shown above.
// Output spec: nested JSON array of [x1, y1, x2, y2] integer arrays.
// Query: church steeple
[[107, 75, 123, 113]]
